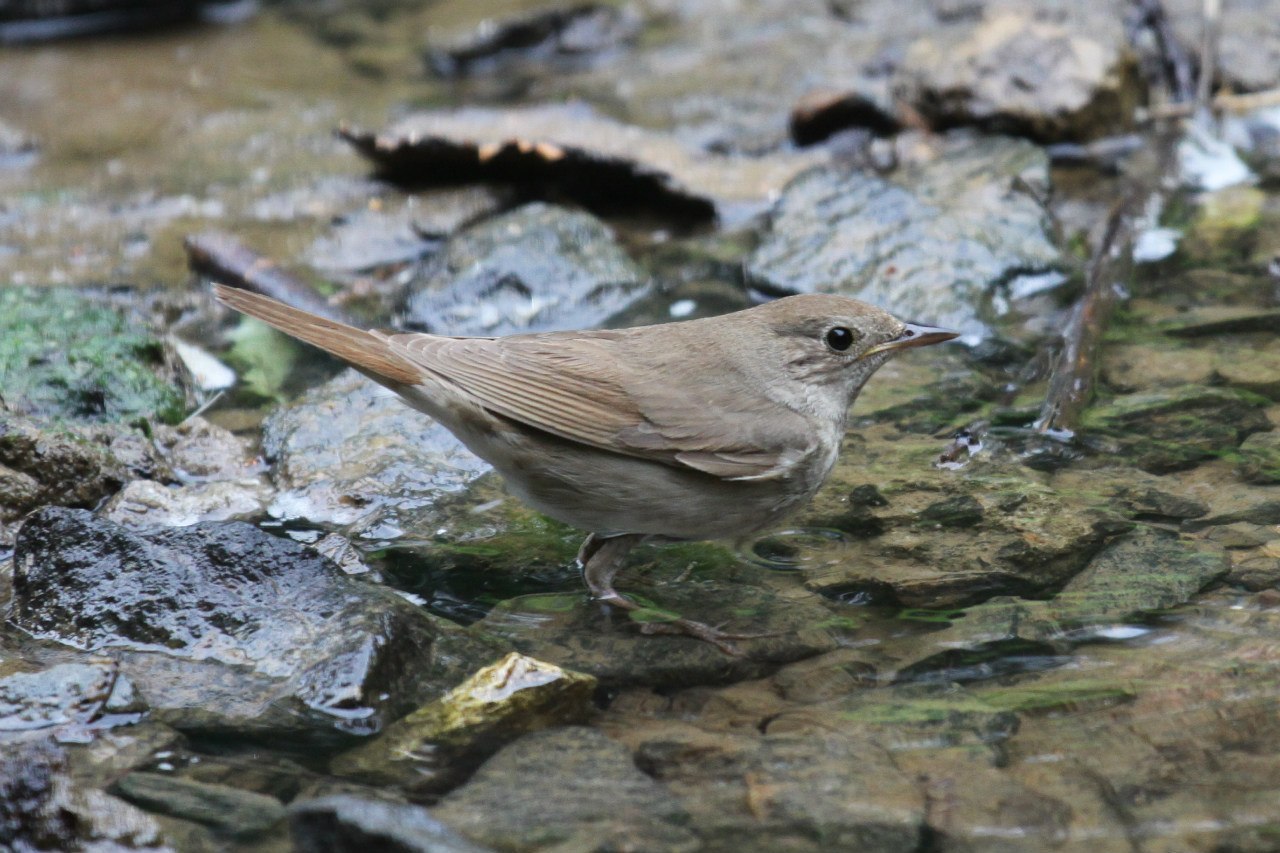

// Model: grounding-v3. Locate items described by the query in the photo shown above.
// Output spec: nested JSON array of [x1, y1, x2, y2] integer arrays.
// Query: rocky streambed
[[3, 1, 1280, 851]]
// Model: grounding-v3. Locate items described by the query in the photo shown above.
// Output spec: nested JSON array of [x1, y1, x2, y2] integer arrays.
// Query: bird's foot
[[635, 617, 785, 656], [595, 591, 781, 656]]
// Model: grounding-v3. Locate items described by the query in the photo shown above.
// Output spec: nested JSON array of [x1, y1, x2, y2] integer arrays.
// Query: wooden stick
[[184, 232, 350, 324], [1135, 87, 1280, 122]]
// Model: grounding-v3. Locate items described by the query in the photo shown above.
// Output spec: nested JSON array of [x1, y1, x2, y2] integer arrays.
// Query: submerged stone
[[0, 739, 167, 851], [1081, 385, 1271, 473], [403, 203, 648, 336], [479, 557, 841, 688], [0, 286, 186, 425], [332, 652, 596, 793], [112, 772, 285, 839], [290, 795, 493, 853], [10, 508, 502, 738], [430, 726, 698, 852], [746, 134, 1060, 343], [797, 432, 1123, 607]]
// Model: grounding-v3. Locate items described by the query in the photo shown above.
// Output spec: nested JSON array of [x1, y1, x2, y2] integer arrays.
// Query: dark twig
[[184, 231, 351, 324], [1032, 196, 1137, 436], [1195, 0, 1222, 116], [1130, 0, 1197, 103], [1032, 124, 1181, 437]]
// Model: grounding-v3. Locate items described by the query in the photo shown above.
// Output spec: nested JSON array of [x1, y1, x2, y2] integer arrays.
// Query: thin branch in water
[[184, 231, 350, 324], [1195, 0, 1223, 116], [1130, 0, 1197, 102]]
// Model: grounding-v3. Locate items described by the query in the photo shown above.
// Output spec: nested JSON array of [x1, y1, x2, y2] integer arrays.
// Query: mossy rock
[[1081, 385, 1271, 473], [0, 287, 185, 425], [1239, 431, 1280, 484]]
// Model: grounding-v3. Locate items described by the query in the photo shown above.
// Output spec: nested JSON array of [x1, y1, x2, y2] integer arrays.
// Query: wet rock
[[261, 368, 492, 540], [112, 772, 285, 839], [333, 652, 596, 793], [10, 507, 502, 738], [1081, 386, 1272, 473], [746, 134, 1061, 343], [341, 104, 824, 222], [0, 116, 37, 169], [151, 416, 255, 480], [478, 556, 841, 688], [0, 660, 132, 738], [63, 722, 186, 790], [0, 412, 174, 545], [796, 432, 1123, 607], [404, 203, 648, 335], [1240, 430, 1280, 483], [0, 286, 186, 425], [894, 12, 1140, 141], [431, 726, 698, 852], [99, 477, 270, 528], [290, 795, 494, 853], [1160, 306, 1280, 337], [931, 529, 1228, 647], [426, 3, 640, 78], [0, 739, 167, 851], [633, 728, 925, 851]]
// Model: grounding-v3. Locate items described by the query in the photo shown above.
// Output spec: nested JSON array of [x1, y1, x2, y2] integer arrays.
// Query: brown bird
[[214, 283, 957, 652]]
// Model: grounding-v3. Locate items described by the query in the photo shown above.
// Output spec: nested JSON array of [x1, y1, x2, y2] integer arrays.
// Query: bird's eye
[[825, 327, 855, 352]]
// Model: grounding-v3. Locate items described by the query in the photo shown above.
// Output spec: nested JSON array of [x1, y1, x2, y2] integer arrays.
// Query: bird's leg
[[576, 533, 773, 656]]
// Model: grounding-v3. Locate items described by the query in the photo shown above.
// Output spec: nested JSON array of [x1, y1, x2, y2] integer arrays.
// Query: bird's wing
[[384, 332, 815, 481]]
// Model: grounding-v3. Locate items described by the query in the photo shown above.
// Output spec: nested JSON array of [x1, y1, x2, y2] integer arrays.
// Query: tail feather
[[213, 283, 422, 386]]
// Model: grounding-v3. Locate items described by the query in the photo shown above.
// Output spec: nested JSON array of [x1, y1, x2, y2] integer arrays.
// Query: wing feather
[[385, 331, 815, 481]]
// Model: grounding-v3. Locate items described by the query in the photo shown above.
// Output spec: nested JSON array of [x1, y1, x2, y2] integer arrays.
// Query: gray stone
[[894, 11, 1140, 141], [404, 202, 648, 335], [746, 134, 1060, 343], [113, 772, 285, 839], [290, 795, 494, 853], [431, 727, 698, 852], [10, 507, 503, 738], [0, 739, 169, 851]]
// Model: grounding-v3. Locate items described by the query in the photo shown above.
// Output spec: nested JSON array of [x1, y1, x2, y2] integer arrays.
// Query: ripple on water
[[740, 527, 851, 572]]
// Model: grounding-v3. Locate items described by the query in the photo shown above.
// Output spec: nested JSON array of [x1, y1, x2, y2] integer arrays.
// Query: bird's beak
[[859, 322, 960, 360]]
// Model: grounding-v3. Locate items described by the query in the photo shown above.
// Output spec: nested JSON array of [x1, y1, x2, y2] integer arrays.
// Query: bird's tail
[[213, 283, 422, 386]]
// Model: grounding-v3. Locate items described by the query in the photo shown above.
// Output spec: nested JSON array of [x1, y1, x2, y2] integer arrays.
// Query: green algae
[[0, 287, 185, 425]]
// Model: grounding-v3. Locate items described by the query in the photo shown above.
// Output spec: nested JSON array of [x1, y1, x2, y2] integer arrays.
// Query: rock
[[746, 134, 1061, 343], [1166, 0, 1280, 91], [426, 3, 640, 79], [10, 507, 502, 738], [112, 772, 285, 839], [291, 795, 495, 853], [332, 652, 596, 792], [0, 660, 132, 738], [403, 203, 648, 335], [633, 729, 925, 852], [261, 368, 493, 540], [151, 417, 256, 480], [894, 12, 1140, 141], [99, 477, 270, 528], [0, 286, 186, 425], [431, 726, 698, 852], [0, 739, 168, 851], [340, 104, 825, 222], [908, 529, 1229, 650], [1081, 386, 1272, 473], [0, 412, 178, 546], [1240, 430, 1280, 483], [478, 552, 842, 688], [795, 432, 1124, 607]]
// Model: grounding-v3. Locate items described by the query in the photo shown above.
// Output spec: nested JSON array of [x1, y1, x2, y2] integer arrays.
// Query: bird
[[213, 283, 958, 652]]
